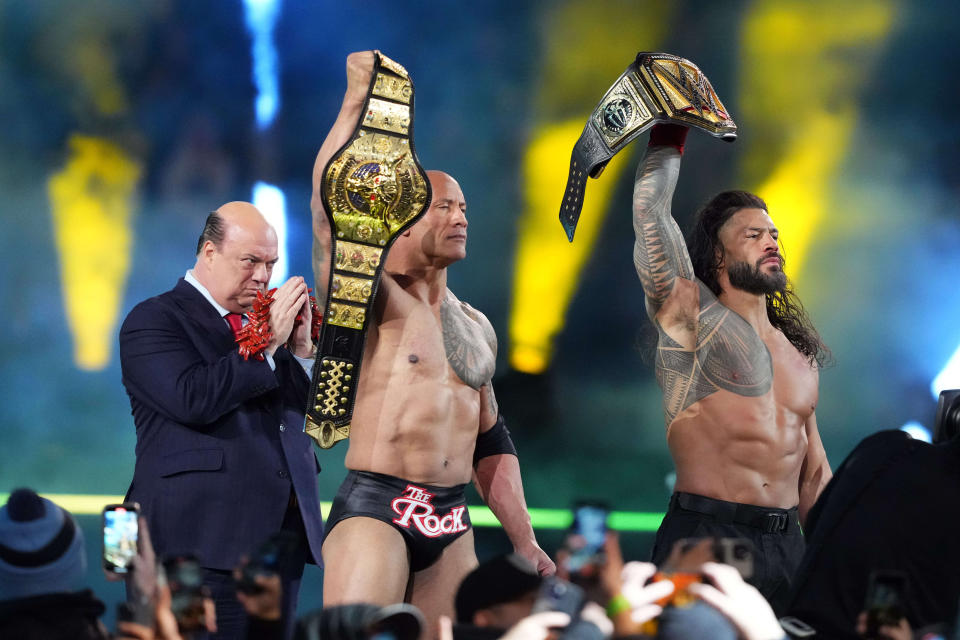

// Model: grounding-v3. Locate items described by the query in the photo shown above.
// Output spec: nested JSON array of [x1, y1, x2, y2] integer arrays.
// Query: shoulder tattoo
[[483, 382, 499, 417], [440, 297, 496, 390], [656, 302, 773, 425]]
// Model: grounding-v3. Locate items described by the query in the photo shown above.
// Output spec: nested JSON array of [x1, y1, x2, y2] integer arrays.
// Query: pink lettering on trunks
[[391, 484, 468, 538]]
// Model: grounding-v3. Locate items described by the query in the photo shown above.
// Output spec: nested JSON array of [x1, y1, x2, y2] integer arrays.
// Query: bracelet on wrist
[[606, 593, 631, 618]]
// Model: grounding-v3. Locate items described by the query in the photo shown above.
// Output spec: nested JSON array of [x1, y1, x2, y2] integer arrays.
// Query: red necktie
[[225, 313, 244, 339]]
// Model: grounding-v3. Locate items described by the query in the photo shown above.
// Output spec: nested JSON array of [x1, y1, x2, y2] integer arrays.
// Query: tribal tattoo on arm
[[632, 147, 773, 424], [632, 146, 695, 319], [440, 294, 497, 391], [480, 380, 499, 426]]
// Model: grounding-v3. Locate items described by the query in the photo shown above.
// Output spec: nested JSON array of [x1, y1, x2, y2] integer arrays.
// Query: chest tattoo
[[439, 298, 495, 390], [656, 305, 772, 425]]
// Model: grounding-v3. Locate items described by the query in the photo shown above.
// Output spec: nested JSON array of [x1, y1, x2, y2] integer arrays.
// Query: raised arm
[[632, 126, 696, 320], [310, 51, 376, 300]]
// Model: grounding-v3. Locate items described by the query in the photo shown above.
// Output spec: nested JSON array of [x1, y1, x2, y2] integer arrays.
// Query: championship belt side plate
[[305, 52, 431, 449], [559, 52, 737, 241]]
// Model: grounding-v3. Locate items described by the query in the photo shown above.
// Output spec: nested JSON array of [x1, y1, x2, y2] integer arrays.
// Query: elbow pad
[[473, 413, 517, 466]]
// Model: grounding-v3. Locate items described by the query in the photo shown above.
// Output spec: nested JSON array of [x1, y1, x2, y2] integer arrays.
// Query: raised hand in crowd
[[235, 572, 282, 623], [500, 611, 572, 640], [619, 561, 676, 628], [234, 560, 284, 640], [578, 601, 614, 639], [686, 562, 785, 640], [855, 611, 913, 640]]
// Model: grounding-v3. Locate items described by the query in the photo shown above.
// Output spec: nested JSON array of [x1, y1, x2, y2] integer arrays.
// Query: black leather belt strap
[[305, 52, 431, 449], [560, 52, 738, 242], [674, 492, 797, 534]]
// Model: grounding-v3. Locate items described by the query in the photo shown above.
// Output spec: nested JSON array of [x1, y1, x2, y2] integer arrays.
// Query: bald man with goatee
[[120, 202, 325, 639], [312, 52, 553, 632]]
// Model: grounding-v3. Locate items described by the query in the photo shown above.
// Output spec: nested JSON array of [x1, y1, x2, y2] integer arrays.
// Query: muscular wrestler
[[311, 51, 554, 630], [632, 124, 832, 612]]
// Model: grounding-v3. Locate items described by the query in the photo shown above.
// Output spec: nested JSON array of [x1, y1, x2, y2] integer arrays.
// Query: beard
[[727, 256, 787, 295]]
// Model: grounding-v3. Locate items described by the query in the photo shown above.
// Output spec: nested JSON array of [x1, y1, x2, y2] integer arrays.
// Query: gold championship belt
[[305, 52, 431, 449], [560, 52, 737, 241]]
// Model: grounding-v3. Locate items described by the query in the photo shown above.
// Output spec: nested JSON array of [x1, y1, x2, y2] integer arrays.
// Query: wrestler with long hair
[[633, 124, 831, 614]]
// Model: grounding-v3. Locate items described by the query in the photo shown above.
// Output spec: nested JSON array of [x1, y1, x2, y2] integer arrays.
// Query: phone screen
[[566, 503, 608, 573], [531, 576, 585, 618], [164, 555, 208, 632], [102, 504, 139, 573], [865, 570, 907, 634]]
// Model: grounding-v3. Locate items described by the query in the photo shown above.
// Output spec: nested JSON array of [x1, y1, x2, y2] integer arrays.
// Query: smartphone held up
[[102, 503, 139, 574], [562, 501, 610, 580]]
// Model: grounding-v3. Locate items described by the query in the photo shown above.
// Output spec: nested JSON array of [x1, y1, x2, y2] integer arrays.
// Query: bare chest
[[656, 301, 816, 423], [367, 290, 495, 390], [766, 334, 818, 419]]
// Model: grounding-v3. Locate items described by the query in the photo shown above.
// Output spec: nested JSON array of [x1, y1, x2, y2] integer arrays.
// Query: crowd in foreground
[[2, 457, 958, 640]]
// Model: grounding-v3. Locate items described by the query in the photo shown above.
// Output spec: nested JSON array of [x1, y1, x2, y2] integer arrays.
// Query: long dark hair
[[688, 190, 831, 367]]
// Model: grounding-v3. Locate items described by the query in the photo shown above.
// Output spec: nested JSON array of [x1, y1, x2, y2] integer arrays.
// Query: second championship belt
[[305, 52, 431, 449], [560, 52, 737, 241]]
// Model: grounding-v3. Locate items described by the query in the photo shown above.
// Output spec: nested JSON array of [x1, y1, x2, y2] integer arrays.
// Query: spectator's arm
[[686, 562, 787, 640]]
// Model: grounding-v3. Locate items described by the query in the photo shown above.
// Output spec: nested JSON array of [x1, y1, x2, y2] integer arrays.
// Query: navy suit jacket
[[119, 278, 324, 570]]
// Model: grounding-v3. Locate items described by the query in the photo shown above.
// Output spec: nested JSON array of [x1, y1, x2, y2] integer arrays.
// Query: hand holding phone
[[235, 530, 298, 595], [664, 537, 755, 580], [102, 503, 140, 574], [163, 555, 209, 633], [864, 570, 908, 639], [563, 502, 609, 578], [531, 576, 585, 620]]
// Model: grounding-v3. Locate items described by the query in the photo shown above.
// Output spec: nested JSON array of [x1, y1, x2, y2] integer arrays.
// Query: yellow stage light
[[510, 121, 633, 373], [738, 0, 895, 281], [508, 0, 673, 373], [48, 135, 140, 370]]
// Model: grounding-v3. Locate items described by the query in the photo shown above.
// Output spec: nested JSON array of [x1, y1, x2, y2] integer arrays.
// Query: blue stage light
[[244, 1, 288, 286], [900, 421, 932, 443], [931, 344, 960, 399], [243, 0, 281, 131], [253, 181, 288, 285]]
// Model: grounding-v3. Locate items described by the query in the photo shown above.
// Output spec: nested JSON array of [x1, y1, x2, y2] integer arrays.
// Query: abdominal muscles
[[346, 364, 481, 485], [667, 389, 808, 508]]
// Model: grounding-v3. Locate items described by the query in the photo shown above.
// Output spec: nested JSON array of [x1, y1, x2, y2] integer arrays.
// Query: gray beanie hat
[[0, 488, 87, 601]]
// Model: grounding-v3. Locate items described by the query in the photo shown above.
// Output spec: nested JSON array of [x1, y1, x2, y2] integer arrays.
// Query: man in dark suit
[[119, 201, 324, 639]]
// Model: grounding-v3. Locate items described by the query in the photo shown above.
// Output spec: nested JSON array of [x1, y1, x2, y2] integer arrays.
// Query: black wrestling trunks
[[325, 470, 472, 572]]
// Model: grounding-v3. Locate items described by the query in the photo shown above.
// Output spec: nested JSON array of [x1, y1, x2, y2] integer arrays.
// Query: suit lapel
[[170, 278, 236, 354], [169, 278, 284, 420]]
